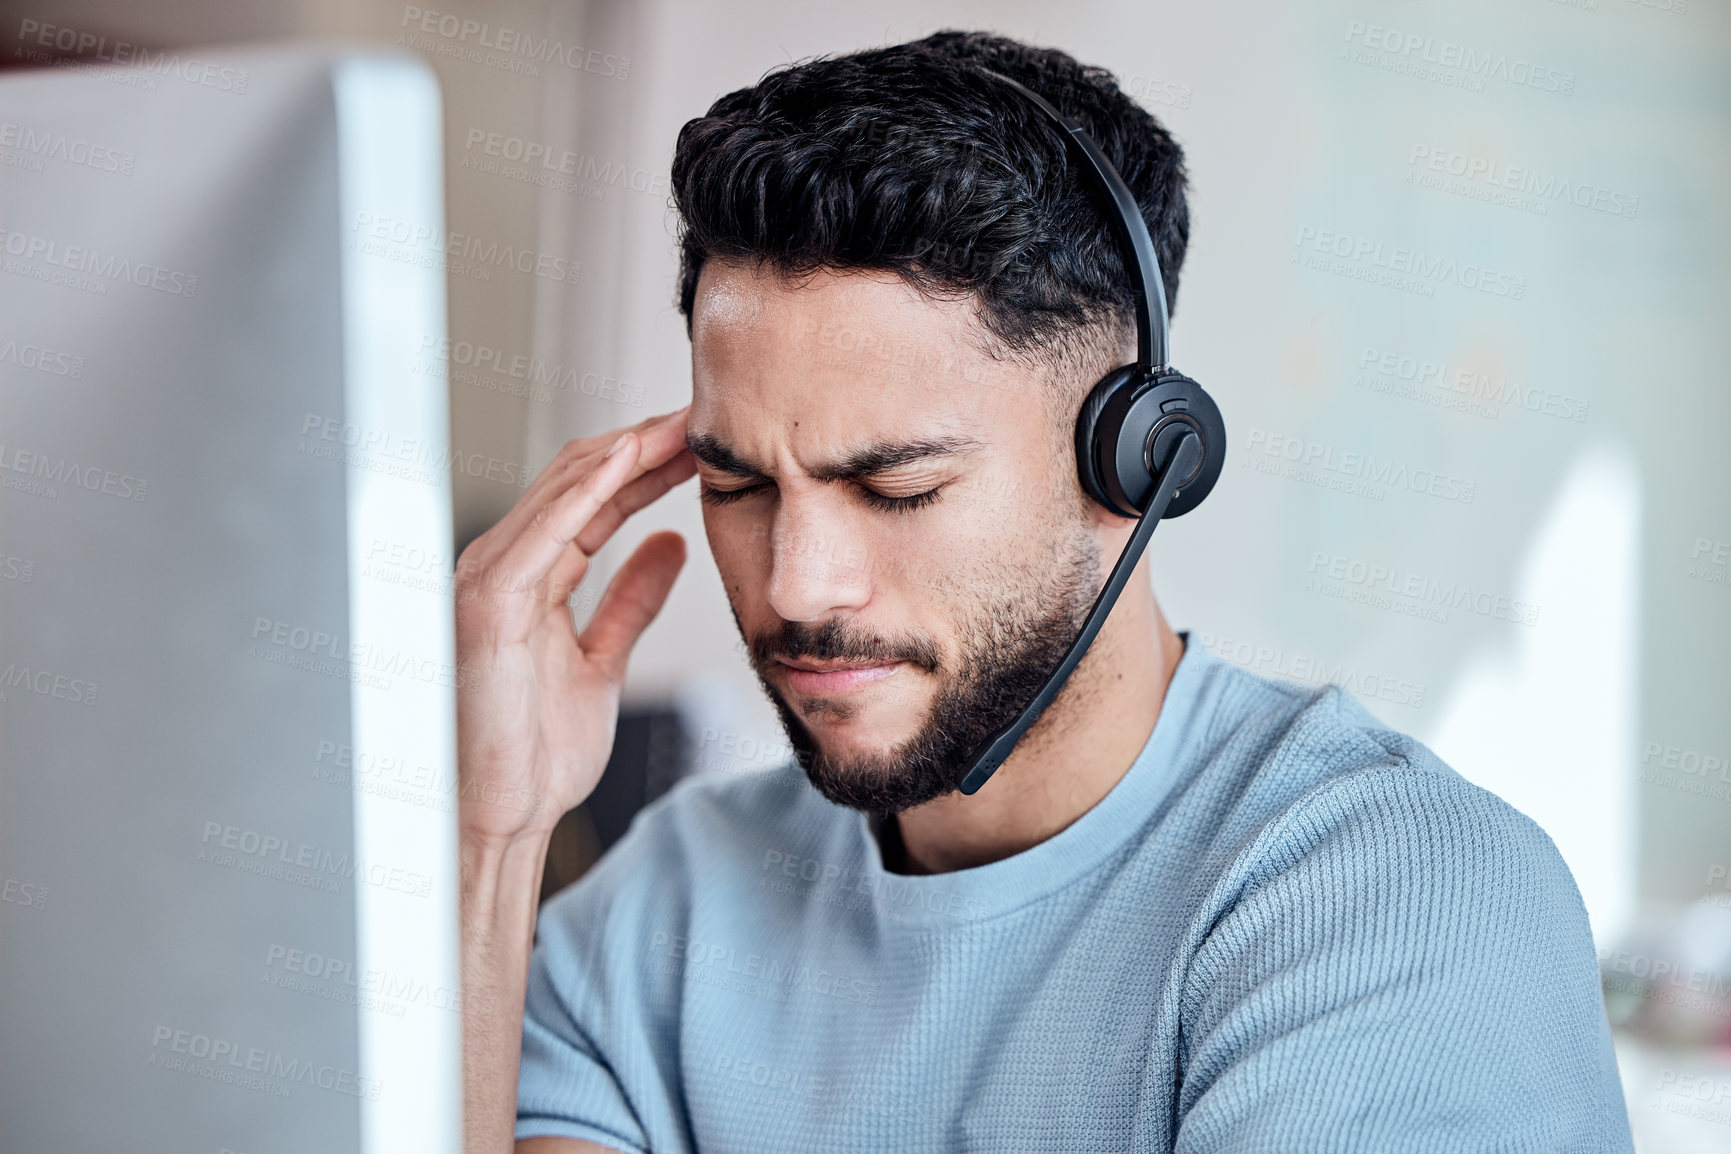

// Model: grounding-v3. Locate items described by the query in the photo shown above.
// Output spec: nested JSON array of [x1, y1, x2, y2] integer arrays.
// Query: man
[[457, 30, 1633, 1154]]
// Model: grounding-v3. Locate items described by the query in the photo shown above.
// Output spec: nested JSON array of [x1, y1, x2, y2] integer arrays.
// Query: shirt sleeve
[[513, 796, 694, 1154], [514, 901, 653, 1154], [1173, 766, 1634, 1153]]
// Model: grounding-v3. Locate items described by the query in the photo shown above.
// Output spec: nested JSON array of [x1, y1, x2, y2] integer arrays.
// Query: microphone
[[956, 430, 1202, 795]]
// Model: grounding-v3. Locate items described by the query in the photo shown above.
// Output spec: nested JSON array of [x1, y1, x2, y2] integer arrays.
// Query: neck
[[880, 562, 1184, 875]]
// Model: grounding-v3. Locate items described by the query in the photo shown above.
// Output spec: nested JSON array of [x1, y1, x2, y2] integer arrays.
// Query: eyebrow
[[685, 432, 982, 483]]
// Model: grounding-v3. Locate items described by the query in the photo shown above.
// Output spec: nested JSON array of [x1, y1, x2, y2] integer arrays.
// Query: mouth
[[773, 656, 904, 696]]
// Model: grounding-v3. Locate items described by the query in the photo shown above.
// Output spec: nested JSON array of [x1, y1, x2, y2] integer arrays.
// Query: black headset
[[956, 70, 1226, 795]]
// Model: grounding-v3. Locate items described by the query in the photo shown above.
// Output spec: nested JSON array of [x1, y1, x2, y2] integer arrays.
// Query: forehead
[[688, 261, 1040, 452]]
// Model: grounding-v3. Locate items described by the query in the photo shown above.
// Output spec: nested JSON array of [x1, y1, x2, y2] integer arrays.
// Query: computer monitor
[[0, 45, 459, 1154]]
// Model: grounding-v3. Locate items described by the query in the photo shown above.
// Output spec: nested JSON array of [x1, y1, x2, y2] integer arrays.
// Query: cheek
[[850, 504, 997, 605], [701, 506, 773, 592], [702, 488, 1043, 616]]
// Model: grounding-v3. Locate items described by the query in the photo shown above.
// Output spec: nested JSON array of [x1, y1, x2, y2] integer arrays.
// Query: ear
[[1088, 499, 1139, 533]]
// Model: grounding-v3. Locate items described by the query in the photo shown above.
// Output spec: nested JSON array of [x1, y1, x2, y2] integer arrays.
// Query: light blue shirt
[[517, 635, 1633, 1151]]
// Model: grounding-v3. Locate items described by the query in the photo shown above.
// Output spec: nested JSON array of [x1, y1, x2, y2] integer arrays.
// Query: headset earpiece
[[1075, 366, 1226, 521], [955, 67, 1230, 795]]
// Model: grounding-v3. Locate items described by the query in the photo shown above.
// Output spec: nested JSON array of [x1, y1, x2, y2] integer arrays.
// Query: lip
[[775, 658, 903, 696]]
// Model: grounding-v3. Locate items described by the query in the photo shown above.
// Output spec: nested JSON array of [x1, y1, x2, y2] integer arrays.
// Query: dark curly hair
[[670, 30, 1190, 376]]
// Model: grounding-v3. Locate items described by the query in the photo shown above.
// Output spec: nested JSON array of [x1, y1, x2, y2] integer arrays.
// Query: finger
[[545, 404, 688, 497], [484, 433, 644, 602], [485, 416, 693, 601], [482, 407, 689, 557], [577, 531, 687, 683], [537, 540, 592, 614], [484, 410, 667, 547], [574, 447, 698, 557], [537, 447, 694, 617]]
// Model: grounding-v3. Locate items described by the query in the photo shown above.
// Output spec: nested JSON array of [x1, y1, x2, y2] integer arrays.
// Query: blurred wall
[[8, 0, 1728, 1026]]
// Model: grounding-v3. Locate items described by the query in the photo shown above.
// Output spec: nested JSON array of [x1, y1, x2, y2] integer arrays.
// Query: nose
[[765, 497, 872, 622]]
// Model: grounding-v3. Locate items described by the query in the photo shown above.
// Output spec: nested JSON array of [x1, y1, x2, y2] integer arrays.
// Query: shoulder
[[1190, 643, 1431, 791], [535, 759, 842, 938], [1235, 750, 1581, 916], [1175, 644, 1585, 923], [1187, 651, 1590, 957], [1169, 662, 1624, 1146]]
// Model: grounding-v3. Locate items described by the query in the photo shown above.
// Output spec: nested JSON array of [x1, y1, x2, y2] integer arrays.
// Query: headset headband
[[974, 68, 1170, 371], [951, 66, 1199, 796]]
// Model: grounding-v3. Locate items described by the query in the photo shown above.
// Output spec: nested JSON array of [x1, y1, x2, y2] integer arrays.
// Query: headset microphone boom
[[955, 70, 1226, 795]]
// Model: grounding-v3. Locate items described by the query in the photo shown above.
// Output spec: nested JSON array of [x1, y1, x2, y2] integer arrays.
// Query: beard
[[739, 520, 1102, 814]]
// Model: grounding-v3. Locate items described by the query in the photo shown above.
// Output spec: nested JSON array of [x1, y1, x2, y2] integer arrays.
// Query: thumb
[[577, 531, 686, 682]]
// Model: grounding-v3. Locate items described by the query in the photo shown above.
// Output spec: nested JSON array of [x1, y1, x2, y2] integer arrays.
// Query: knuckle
[[455, 534, 487, 570]]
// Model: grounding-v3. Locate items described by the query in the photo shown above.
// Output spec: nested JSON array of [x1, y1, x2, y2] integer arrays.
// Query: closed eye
[[859, 486, 944, 513], [699, 482, 769, 507], [699, 481, 944, 512]]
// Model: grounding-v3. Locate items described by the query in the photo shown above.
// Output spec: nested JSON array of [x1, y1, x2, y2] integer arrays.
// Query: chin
[[797, 717, 912, 764], [798, 749, 966, 815], [744, 641, 983, 812], [778, 700, 974, 814]]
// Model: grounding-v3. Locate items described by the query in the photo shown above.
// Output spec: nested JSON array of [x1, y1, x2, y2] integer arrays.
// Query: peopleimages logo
[[1306, 550, 1541, 627], [0, 227, 199, 297], [1342, 20, 1576, 96], [648, 932, 880, 1006], [298, 411, 535, 490], [1407, 145, 1639, 220], [760, 849, 993, 922], [1124, 74, 1193, 109], [0, 441, 149, 503], [0, 662, 98, 707], [1, 875, 47, 911], [0, 339, 84, 378], [1243, 426, 1477, 504], [198, 818, 435, 899], [1293, 226, 1526, 300], [248, 614, 460, 693], [1355, 345, 1590, 424], [14, 19, 250, 92], [460, 127, 667, 198], [398, 6, 629, 80], [414, 336, 646, 409], [1197, 630, 1426, 708], [264, 943, 465, 1016], [348, 212, 581, 287], [148, 1025, 381, 1100], [0, 120, 135, 175], [1688, 536, 1729, 588], [1641, 740, 1730, 795]]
